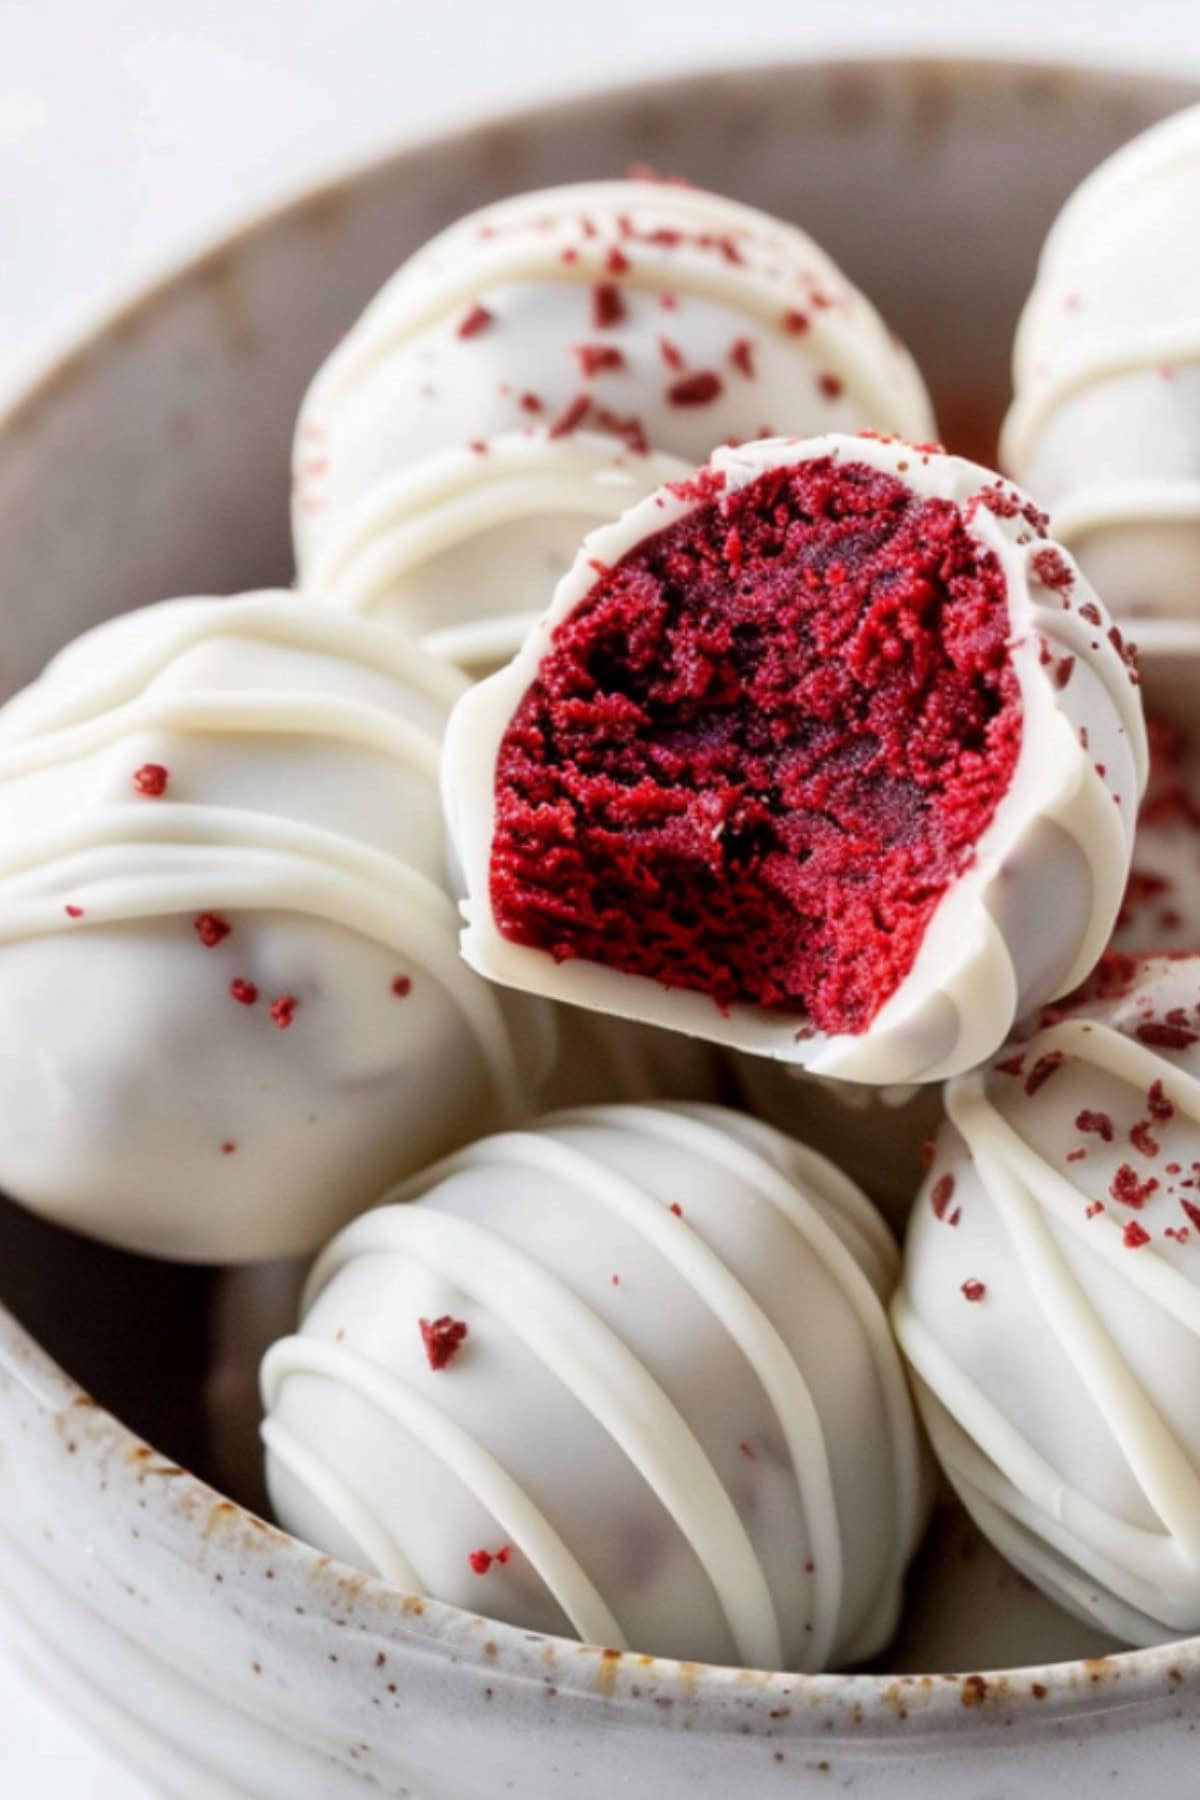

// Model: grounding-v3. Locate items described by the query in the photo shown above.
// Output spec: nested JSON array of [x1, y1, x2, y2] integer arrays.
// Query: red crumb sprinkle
[[1165, 1226, 1190, 1244], [1054, 656, 1076, 691], [132, 762, 169, 797], [611, 1273, 621, 1286], [658, 335, 685, 371], [931, 1173, 956, 1220], [1123, 1219, 1151, 1249], [669, 1202, 684, 1217], [468, 1550, 494, 1575], [229, 978, 258, 1006], [1136, 1020, 1199, 1049], [575, 344, 625, 377], [487, 454, 1022, 1037], [1066, 1148, 1087, 1163], [468, 440, 488, 455], [994, 1054, 1026, 1077], [519, 391, 543, 414], [817, 373, 844, 401], [729, 337, 756, 378], [548, 393, 591, 440], [739, 1440, 758, 1461], [961, 1279, 987, 1303], [1085, 1201, 1104, 1218], [1131, 1120, 1160, 1158], [1110, 1164, 1158, 1210], [392, 975, 413, 998], [269, 994, 299, 1030], [592, 283, 626, 329], [221, 1141, 236, 1155], [1182, 1199, 1200, 1233], [1148, 1080, 1175, 1122], [419, 1315, 469, 1371], [1030, 547, 1074, 593], [1025, 1051, 1065, 1096], [667, 370, 723, 407], [782, 309, 809, 334], [457, 304, 494, 339], [1075, 1109, 1114, 1142], [194, 912, 232, 948], [64, 904, 84, 918]]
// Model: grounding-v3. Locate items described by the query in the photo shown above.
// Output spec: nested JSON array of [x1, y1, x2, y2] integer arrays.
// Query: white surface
[[2, 2, 1200, 1794]]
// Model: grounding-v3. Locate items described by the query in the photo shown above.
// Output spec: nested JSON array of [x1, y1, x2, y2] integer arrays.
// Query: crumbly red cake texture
[[490, 456, 1023, 1036]]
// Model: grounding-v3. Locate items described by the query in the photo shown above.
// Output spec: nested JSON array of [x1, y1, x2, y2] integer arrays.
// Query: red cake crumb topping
[[132, 762, 169, 797], [1110, 1164, 1158, 1210], [269, 994, 299, 1030], [489, 456, 1022, 1036], [961, 1279, 987, 1302], [575, 344, 625, 377], [729, 337, 756, 378], [1123, 1219, 1151, 1249], [931, 1173, 956, 1219], [194, 912, 231, 948], [64, 904, 84, 918], [392, 975, 413, 998], [1025, 1051, 1065, 1096], [420, 1314, 469, 1371], [592, 283, 626, 329], [229, 978, 258, 1006], [1075, 1109, 1114, 1142], [458, 304, 494, 339], [666, 370, 723, 408]]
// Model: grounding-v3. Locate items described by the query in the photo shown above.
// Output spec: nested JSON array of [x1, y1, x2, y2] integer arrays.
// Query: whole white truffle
[[894, 952, 1200, 1644], [262, 1102, 927, 1672], [1003, 104, 1200, 628], [0, 592, 547, 1262]]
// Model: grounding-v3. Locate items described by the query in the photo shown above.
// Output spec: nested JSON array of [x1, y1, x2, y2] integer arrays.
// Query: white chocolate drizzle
[[262, 1102, 925, 1671]]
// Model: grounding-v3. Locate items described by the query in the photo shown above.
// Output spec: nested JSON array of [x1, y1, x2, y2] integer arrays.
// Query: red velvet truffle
[[490, 455, 1021, 1037]]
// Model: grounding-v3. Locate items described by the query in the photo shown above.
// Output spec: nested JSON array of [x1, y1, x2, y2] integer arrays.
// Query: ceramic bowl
[[2, 55, 1199, 1800]]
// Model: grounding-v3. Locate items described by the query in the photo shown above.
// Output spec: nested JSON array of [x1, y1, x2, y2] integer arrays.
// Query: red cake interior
[[490, 455, 1023, 1037]]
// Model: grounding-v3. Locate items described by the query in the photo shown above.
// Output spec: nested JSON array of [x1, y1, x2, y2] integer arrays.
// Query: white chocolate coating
[[445, 432, 1147, 1085], [301, 430, 691, 676], [261, 1101, 926, 1672], [0, 592, 549, 1262], [294, 181, 934, 667], [1002, 105, 1200, 623], [1113, 714, 1200, 955], [894, 954, 1200, 1643], [729, 1057, 944, 1231]]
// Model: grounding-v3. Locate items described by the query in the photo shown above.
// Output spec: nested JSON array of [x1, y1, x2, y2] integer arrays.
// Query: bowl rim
[[1, 48, 1197, 1743]]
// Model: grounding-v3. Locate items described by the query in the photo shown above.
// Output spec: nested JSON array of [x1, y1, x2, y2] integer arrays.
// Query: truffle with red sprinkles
[[0, 590, 548, 1261], [293, 179, 934, 672], [261, 1101, 926, 1673], [445, 432, 1146, 1085], [895, 951, 1200, 1646], [1003, 104, 1200, 630]]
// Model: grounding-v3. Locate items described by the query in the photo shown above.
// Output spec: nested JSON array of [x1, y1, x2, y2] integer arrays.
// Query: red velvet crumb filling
[[490, 456, 1022, 1036]]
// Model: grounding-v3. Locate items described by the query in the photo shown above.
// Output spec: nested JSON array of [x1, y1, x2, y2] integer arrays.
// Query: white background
[[3, 0, 1200, 1792]]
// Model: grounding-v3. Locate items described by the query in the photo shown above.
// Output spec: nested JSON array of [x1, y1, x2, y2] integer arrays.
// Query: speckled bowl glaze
[[2, 56, 1200, 1800]]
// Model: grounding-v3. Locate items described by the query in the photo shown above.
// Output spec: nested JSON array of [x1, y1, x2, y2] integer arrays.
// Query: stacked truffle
[[14, 132, 1200, 1679]]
